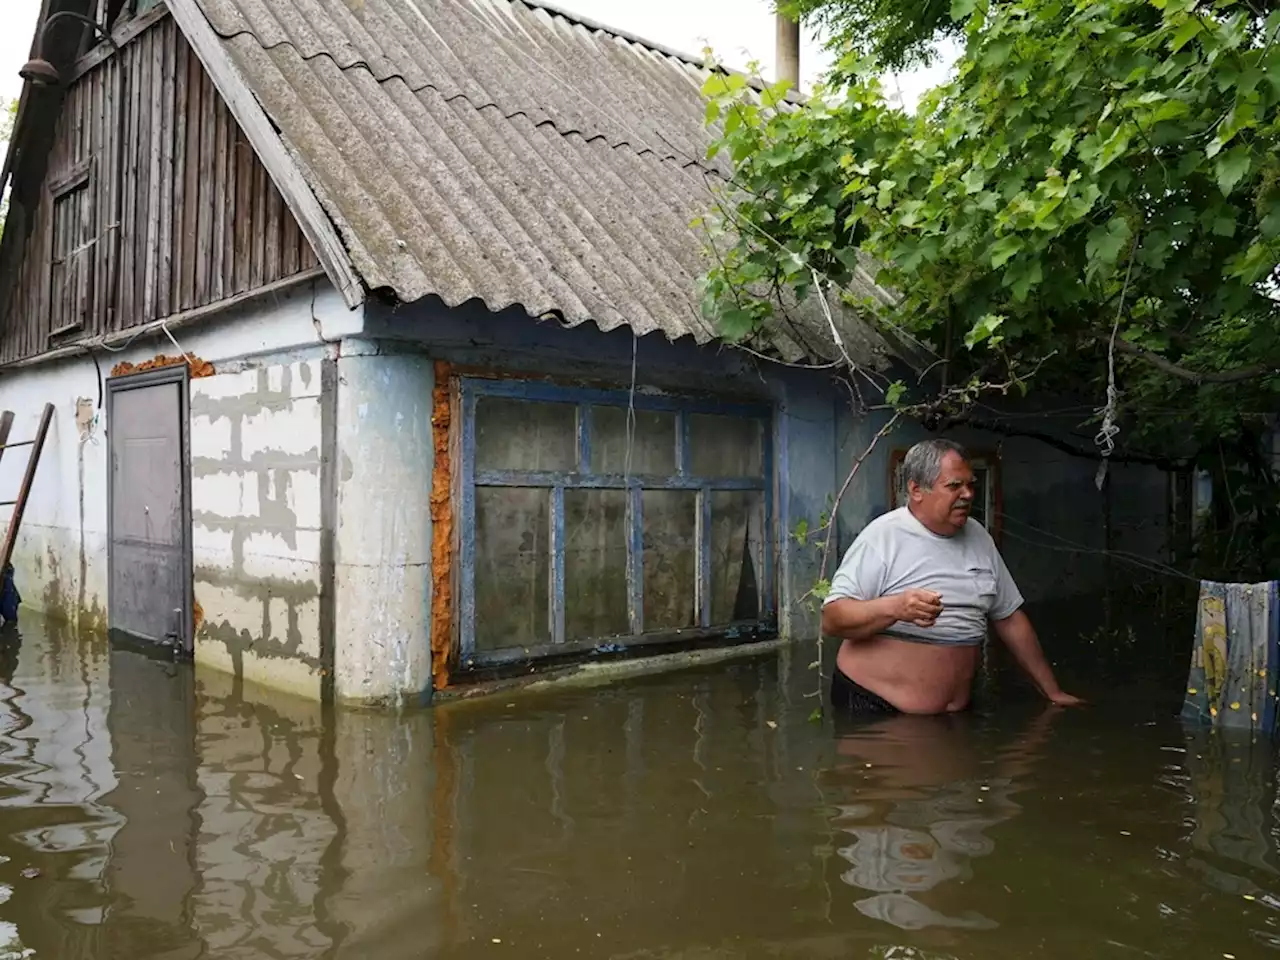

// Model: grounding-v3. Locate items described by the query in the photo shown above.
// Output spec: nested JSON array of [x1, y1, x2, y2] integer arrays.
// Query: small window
[[99, 0, 161, 37], [890, 447, 1001, 540], [458, 379, 775, 672], [47, 160, 94, 339]]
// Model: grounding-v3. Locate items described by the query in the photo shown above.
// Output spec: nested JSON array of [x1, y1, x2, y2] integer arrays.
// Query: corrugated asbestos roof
[[193, 0, 896, 362]]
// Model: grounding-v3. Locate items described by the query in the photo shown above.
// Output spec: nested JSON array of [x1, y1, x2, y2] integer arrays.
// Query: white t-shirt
[[823, 507, 1024, 646]]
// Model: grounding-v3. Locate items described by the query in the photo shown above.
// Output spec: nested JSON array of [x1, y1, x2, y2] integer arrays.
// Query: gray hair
[[903, 439, 968, 490]]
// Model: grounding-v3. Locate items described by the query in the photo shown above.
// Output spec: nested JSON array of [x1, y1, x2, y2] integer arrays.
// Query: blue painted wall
[[363, 297, 1172, 650]]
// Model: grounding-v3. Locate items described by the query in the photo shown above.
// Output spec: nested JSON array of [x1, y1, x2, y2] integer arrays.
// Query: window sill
[[436, 636, 785, 704], [454, 621, 779, 684]]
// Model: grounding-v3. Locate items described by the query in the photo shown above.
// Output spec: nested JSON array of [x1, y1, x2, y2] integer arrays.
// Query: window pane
[[564, 490, 630, 640], [642, 491, 697, 631], [689, 414, 764, 478], [590, 406, 677, 475], [709, 491, 764, 624], [475, 397, 576, 472], [971, 467, 990, 529], [474, 488, 550, 651]]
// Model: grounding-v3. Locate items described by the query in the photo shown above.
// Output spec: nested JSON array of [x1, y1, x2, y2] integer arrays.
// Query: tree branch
[[938, 413, 1189, 470], [1115, 339, 1273, 384]]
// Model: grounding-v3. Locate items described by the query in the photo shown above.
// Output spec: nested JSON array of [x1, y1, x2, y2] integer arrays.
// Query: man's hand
[[894, 589, 943, 628], [822, 589, 942, 642], [992, 610, 1082, 707], [1047, 690, 1085, 707]]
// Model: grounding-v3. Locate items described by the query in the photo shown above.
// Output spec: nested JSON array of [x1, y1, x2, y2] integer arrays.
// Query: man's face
[[908, 451, 975, 536]]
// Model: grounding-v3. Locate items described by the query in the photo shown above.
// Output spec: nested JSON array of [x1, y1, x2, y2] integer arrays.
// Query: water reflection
[[103, 639, 199, 959], [0, 621, 1276, 957], [826, 709, 1058, 936], [1179, 722, 1280, 952]]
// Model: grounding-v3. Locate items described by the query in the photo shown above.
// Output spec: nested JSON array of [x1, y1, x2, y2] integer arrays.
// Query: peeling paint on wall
[[430, 360, 454, 690]]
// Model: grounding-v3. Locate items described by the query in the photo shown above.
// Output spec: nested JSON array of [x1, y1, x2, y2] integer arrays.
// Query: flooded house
[[0, 0, 1172, 706]]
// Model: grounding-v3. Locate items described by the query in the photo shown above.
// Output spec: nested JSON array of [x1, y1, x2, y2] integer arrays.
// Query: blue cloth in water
[[1182, 580, 1279, 734], [0, 565, 21, 624]]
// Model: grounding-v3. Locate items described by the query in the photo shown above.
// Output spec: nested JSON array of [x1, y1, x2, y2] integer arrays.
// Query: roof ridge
[[514, 0, 798, 100], [513, 0, 713, 70]]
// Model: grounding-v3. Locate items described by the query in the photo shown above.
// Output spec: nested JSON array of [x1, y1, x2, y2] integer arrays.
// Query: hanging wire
[[624, 331, 637, 485], [995, 508, 1200, 583], [161, 321, 196, 368]]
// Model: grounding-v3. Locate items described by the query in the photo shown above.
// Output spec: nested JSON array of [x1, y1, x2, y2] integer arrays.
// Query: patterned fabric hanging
[[1183, 581, 1280, 734]]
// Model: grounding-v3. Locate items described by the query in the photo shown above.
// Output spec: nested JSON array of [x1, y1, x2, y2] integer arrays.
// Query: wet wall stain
[[39, 542, 106, 635], [77, 398, 91, 633], [41, 546, 64, 624]]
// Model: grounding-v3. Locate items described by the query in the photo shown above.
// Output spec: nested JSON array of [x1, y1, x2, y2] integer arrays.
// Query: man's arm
[[822, 591, 942, 641], [990, 610, 1083, 706]]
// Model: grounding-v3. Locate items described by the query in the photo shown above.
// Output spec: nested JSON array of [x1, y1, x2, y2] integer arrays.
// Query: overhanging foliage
[[700, 0, 1280, 467]]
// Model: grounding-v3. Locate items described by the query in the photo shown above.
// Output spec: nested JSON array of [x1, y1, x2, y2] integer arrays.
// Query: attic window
[[48, 160, 95, 338], [104, 0, 128, 29], [100, 0, 159, 34]]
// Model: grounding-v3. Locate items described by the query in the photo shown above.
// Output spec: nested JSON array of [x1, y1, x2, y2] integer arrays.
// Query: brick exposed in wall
[[190, 359, 328, 696]]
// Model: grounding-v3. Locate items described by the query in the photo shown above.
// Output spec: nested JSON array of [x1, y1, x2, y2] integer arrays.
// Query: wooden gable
[[0, 10, 320, 364]]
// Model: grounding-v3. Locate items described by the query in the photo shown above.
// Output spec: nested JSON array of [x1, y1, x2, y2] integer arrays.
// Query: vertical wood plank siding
[[0, 14, 320, 363]]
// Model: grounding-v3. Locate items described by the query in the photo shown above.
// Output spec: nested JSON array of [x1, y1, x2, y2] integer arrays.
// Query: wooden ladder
[[0, 403, 55, 575]]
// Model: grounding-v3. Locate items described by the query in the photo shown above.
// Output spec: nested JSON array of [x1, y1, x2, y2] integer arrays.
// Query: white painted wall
[[0, 278, 360, 638], [0, 362, 110, 628], [333, 345, 433, 704]]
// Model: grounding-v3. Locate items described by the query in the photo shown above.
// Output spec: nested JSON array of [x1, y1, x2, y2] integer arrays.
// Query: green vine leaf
[[964, 313, 1005, 349]]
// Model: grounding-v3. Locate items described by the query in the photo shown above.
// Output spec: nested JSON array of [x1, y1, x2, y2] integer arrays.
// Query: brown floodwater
[[0, 615, 1271, 959]]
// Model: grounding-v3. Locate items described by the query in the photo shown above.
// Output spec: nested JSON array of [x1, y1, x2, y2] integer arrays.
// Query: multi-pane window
[[457, 378, 775, 670]]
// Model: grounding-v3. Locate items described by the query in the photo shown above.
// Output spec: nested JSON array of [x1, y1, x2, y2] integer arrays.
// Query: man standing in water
[[821, 438, 1082, 715]]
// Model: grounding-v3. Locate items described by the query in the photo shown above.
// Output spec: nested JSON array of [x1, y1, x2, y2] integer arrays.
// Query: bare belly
[[836, 635, 979, 714]]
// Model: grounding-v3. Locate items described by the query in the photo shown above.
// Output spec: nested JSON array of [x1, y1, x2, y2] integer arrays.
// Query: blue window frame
[[457, 377, 775, 670]]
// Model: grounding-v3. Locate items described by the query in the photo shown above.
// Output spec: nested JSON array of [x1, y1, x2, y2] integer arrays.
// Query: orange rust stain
[[111, 353, 215, 379], [429, 360, 454, 690], [193, 598, 204, 632]]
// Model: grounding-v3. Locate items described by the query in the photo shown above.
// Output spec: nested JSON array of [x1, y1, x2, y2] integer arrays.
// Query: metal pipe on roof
[[776, 12, 800, 86]]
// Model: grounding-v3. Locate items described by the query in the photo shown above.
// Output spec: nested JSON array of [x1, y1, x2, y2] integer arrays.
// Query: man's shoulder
[[854, 507, 910, 544], [961, 516, 996, 546]]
